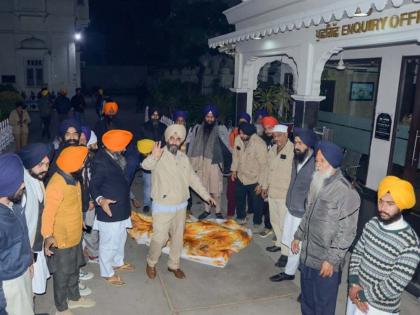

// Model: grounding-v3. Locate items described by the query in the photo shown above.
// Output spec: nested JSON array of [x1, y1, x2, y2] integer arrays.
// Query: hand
[[29, 264, 34, 279], [319, 261, 334, 277], [255, 185, 262, 195], [355, 299, 369, 313], [99, 198, 116, 217], [231, 171, 237, 182], [349, 284, 363, 303], [207, 197, 217, 207], [261, 189, 268, 199], [291, 240, 300, 254], [88, 200, 95, 211], [44, 236, 57, 256], [151, 141, 164, 159]]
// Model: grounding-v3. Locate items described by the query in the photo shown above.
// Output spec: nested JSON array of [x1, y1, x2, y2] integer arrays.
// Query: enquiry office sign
[[316, 10, 420, 41], [375, 113, 392, 141]]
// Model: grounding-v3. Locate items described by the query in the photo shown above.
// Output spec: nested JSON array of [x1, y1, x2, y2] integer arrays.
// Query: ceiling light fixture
[[336, 56, 346, 70]]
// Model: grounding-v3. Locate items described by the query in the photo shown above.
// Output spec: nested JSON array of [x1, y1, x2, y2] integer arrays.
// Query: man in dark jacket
[[70, 88, 86, 124], [90, 129, 135, 286], [139, 107, 166, 213], [292, 141, 360, 315], [0, 154, 34, 315], [54, 89, 71, 122], [270, 128, 317, 282]]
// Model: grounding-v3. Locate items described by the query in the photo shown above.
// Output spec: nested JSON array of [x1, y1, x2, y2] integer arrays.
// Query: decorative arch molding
[[311, 47, 343, 96], [20, 37, 47, 50]]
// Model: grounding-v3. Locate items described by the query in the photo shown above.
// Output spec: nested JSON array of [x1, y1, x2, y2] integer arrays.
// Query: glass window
[[25, 59, 43, 87]]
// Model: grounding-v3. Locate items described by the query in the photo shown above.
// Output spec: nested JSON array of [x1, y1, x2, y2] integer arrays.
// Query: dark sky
[[83, 0, 236, 67]]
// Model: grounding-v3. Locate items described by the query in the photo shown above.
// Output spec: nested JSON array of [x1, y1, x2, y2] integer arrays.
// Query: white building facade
[[0, 0, 89, 95]]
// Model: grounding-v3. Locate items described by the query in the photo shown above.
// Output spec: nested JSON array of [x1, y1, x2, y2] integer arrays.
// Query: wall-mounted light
[[336, 56, 346, 70], [354, 7, 372, 17], [253, 34, 263, 40], [74, 32, 82, 41]]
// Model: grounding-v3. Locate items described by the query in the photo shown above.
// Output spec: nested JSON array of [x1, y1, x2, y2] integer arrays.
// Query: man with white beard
[[270, 128, 317, 282], [291, 141, 361, 315]]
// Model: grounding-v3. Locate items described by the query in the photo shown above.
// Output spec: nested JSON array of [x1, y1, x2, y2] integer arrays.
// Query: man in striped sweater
[[347, 176, 420, 315]]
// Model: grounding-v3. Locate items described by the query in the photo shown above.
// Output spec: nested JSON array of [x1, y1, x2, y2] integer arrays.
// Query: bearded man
[[188, 105, 229, 220], [291, 141, 360, 315], [142, 124, 216, 280], [0, 154, 34, 315], [18, 143, 53, 295], [347, 176, 420, 315]]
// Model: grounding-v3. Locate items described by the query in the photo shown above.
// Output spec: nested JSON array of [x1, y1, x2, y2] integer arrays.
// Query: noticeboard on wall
[[374, 113, 392, 141]]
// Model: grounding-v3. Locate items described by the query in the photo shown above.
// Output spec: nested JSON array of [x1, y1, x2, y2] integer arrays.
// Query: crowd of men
[[1, 93, 419, 315]]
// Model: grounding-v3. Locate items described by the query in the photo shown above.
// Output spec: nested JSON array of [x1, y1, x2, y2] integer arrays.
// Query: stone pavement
[[22, 99, 420, 314]]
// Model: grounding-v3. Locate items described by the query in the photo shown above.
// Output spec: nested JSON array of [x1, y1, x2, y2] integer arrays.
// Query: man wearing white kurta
[[270, 128, 317, 282], [143, 124, 216, 280], [261, 125, 294, 253], [18, 143, 52, 295]]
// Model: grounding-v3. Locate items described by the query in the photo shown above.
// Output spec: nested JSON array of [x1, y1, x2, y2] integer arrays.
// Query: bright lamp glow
[[74, 32, 82, 41]]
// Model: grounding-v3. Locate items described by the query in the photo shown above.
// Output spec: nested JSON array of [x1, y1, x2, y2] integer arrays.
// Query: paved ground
[[17, 99, 420, 314]]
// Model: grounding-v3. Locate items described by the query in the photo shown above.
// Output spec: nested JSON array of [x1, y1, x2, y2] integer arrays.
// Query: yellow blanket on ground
[[128, 211, 252, 267]]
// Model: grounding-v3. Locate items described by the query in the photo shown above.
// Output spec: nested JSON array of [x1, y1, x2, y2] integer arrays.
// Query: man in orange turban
[[42, 146, 96, 313], [90, 129, 135, 286], [347, 176, 419, 315]]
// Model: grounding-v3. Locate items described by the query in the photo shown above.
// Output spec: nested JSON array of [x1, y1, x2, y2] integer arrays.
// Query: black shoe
[[143, 206, 150, 213], [198, 211, 211, 220], [215, 213, 224, 220], [266, 245, 281, 253], [269, 272, 295, 282], [274, 255, 288, 268], [297, 294, 301, 303]]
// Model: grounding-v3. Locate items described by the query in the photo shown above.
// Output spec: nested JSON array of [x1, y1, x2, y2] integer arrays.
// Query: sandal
[[104, 275, 125, 286], [113, 262, 135, 272]]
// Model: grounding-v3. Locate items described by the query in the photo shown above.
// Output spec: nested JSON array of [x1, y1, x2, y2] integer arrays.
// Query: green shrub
[[0, 86, 23, 121]]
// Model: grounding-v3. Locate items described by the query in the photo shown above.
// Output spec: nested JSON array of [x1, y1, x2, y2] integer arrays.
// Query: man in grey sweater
[[270, 128, 317, 282], [291, 141, 360, 315]]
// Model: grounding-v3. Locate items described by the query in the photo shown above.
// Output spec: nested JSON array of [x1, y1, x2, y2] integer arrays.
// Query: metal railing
[[0, 119, 14, 153]]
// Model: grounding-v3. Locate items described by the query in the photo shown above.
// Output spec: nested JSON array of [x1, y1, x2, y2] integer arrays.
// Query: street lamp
[[74, 32, 82, 41]]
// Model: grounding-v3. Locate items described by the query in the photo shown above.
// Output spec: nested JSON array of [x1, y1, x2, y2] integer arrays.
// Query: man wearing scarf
[[347, 176, 420, 315], [188, 105, 230, 220], [18, 143, 53, 296], [9, 101, 31, 151], [42, 146, 95, 314], [231, 122, 267, 226], [140, 107, 167, 213], [0, 154, 33, 315], [142, 124, 215, 280], [90, 130, 135, 286], [291, 141, 360, 315]]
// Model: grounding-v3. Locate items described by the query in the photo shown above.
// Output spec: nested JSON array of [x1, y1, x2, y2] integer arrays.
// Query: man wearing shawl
[[90, 130, 135, 286], [18, 143, 52, 295], [187, 105, 230, 220], [347, 176, 420, 315], [42, 146, 95, 314], [142, 124, 216, 280], [291, 141, 360, 315]]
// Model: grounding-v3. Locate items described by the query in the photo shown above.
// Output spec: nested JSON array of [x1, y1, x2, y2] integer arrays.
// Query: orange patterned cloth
[[128, 211, 252, 267]]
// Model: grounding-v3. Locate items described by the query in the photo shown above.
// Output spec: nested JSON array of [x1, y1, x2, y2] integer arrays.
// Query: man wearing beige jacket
[[231, 123, 267, 229], [261, 125, 294, 252], [142, 124, 216, 280]]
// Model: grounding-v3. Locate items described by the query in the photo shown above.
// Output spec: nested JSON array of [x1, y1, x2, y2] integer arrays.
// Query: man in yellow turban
[[142, 124, 216, 280], [347, 176, 419, 315]]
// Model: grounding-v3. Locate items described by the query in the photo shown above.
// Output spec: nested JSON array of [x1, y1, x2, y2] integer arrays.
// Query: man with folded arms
[[142, 124, 216, 279]]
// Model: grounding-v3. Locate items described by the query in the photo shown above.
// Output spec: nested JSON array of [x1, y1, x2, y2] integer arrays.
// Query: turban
[[272, 124, 288, 133], [238, 122, 256, 136], [137, 139, 155, 155], [378, 176, 416, 210], [238, 112, 251, 123], [202, 104, 219, 117], [0, 154, 24, 197], [317, 141, 343, 169], [81, 126, 91, 142], [254, 109, 269, 119], [173, 110, 188, 121], [103, 101, 118, 115], [87, 130, 98, 146], [18, 143, 53, 169], [164, 124, 186, 142], [261, 116, 278, 127], [41, 89, 48, 96], [59, 118, 81, 138], [102, 129, 133, 152], [293, 128, 318, 148], [56, 146, 88, 173]]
